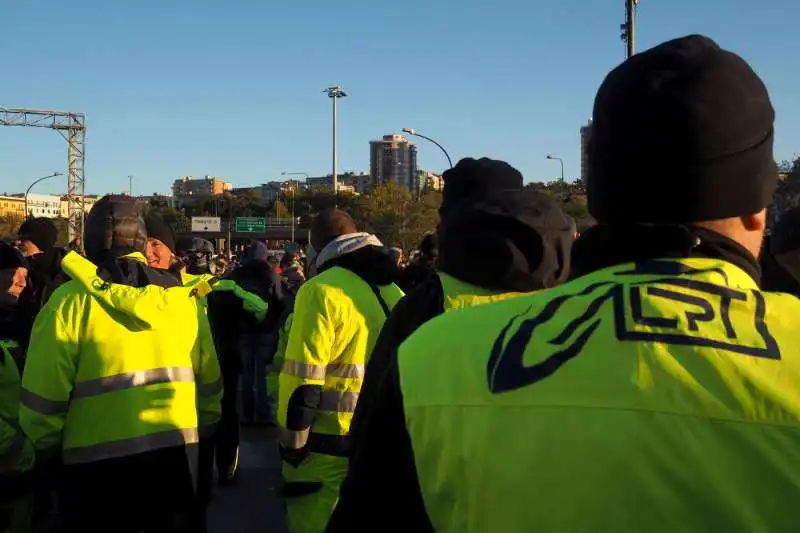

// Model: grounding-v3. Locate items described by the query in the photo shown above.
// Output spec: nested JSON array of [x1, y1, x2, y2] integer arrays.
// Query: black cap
[[84, 195, 147, 264], [176, 236, 214, 255], [0, 241, 27, 271], [418, 233, 438, 260], [438, 188, 573, 291], [588, 35, 776, 224], [145, 214, 176, 254], [17, 218, 58, 251], [440, 158, 524, 218]]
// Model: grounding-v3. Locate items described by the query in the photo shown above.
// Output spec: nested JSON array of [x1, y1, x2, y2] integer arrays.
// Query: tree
[[273, 200, 291, 219], [770, 155, 800, 228], [352, 182, 441, 251]]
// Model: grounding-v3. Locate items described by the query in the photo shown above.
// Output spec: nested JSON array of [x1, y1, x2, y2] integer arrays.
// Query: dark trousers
[[59, 445, 201, 533], [216, 368, 240, 476], [198, 366, 240, 504]]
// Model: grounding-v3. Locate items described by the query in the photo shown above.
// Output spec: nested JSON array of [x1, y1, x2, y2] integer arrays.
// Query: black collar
[[571, 224, 761, 285]]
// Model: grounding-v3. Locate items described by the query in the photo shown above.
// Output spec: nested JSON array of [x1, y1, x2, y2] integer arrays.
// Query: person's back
[[278, 209, 403, 533], [329, 35, 800, 533], [19, 195, 221, 533]]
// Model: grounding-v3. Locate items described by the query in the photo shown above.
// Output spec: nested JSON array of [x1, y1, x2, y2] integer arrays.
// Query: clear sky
[[0, 0, 797, 196]]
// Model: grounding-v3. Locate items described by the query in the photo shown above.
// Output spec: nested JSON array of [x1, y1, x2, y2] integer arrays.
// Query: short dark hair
[[311, 209, 357, 251]]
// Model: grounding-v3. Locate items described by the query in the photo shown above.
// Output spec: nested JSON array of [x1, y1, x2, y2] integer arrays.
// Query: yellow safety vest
[[438, 272, 529, 311], [0, 340, 34, 475], [399, 257, 800, 533], [20, 252, 222, 465]]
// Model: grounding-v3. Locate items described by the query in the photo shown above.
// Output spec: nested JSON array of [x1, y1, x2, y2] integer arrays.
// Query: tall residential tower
[[369, 134, 418, 192]]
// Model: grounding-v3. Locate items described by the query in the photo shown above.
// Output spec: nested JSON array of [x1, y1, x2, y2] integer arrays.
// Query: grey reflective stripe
[[63, 427, 199, 465], [319, 390, 359, 413], [72, 366, 195, 399], [198, 377, 223, 397], [279, 427, 309, 450], [281, 360, 326, 380], [20, 388, 70, 415], [0, 430, 28, 473], [282, 360, 365, 380], [326, 363, 365, 380]]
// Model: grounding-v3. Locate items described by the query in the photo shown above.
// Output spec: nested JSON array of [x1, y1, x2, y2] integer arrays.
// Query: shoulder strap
[[367, 283, 391, 318]]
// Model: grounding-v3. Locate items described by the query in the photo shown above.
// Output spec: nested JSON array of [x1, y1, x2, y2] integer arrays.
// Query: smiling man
[[144, 213, 177, 271]]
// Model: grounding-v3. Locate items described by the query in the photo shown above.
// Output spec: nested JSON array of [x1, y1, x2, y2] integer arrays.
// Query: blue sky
[[0, 0, 797, 196]]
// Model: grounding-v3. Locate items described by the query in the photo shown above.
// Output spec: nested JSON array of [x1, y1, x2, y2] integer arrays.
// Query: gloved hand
[[212, 280, 268, 322]]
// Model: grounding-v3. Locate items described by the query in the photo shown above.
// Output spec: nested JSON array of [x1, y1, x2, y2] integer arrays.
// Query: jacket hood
[[316, 233, 397, 286], [438, 189, 574, 292], [61, 251, 199, 329], [315, 233, 384, 269], [84, 195, 148, 264]]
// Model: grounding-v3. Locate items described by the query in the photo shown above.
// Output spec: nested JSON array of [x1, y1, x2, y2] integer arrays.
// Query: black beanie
[[440, 158, 524, 218], [84, 195, 147, 264], [17, 218, 58, 251], [145, 214, 176, 254], [588, 34, 776, 224], [0, 241, 27, 271]]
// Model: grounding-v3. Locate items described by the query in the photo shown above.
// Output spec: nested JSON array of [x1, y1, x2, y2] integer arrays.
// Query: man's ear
[[741, 209, 767, 232]]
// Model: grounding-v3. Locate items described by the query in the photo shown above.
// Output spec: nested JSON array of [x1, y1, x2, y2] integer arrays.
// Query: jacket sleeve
[[0, 415, 34, 473], [19, 292, 80, 454], [195, 304, 223, 436], [0, 349, 34, 473], [278, 282, 334, 451], [260, 270, 285, 334], [326, 350, 433, 533]]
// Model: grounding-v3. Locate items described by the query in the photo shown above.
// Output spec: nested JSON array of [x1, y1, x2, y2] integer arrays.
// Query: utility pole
[[621, 0, 639, 58], [325, 86, 347, 205]]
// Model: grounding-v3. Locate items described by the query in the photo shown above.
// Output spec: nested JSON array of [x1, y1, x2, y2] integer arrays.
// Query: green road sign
[[235, 217, 267, 233]]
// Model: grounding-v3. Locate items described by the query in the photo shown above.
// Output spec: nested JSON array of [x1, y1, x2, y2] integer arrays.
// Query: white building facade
[[22, 193, 62, 218]]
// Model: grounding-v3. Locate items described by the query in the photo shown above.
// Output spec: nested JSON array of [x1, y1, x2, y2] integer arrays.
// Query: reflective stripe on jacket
[[399, 257, 800, 533], [0, 340, 34, 474], [278, 266, 403, 455], [19, 252, 223, 465]]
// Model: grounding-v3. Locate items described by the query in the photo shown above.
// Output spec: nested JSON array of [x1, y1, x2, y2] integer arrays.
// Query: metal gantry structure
[[0, 107, 86, 242]]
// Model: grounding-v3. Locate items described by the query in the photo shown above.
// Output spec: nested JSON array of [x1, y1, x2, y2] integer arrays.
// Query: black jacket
[[206, 262, 285, 374], [17, 248, 69, 350]]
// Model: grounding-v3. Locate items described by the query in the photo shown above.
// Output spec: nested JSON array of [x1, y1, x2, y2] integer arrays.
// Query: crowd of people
[[2, 33, 800, 533]]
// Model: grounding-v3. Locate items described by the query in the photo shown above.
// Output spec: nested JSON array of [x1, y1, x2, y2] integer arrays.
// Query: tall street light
[[282, 172, 310, 243], [25, 171, 63, 219], [402, 128, 453, 169], [546, 153, 565, 183], [325, 86, 347, 203]]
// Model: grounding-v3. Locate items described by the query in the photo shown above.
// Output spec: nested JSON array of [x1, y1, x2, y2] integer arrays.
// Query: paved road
[[207, 426, 288, 533]]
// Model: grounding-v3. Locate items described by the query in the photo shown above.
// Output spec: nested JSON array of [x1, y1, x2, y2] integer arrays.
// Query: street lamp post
[[325, 86, 347, 204], [402, 128, 453, 169], [546, 153, 565, 182], [25, 172, 63, 219], [282, 172, 310, 244]]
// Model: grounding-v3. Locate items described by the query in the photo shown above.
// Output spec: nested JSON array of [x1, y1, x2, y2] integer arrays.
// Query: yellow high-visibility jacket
[[0, 340, 34, 475], [19, 252, 222, 465], [278, 266, 403, 456]]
